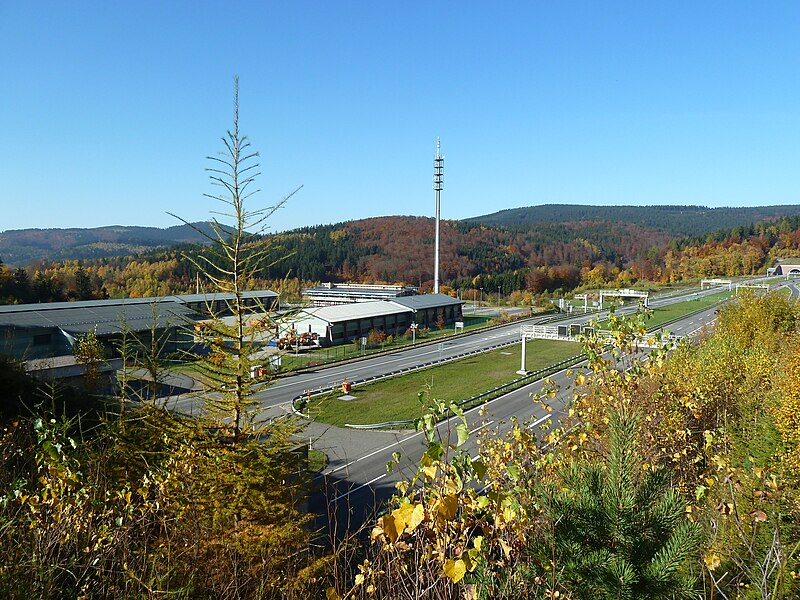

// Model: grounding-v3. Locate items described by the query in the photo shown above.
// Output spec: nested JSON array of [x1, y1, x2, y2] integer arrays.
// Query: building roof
[[303, 287, 409, 300], [0, 300, 195, 336], [170, 290, 277, 304], [389, 293, 464, 311], [0, 290, 278, 336], [298, 301, 413, 325]]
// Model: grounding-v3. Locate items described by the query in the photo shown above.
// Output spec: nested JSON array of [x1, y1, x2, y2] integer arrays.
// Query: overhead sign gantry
[[701, 278, 732, 290], [598, 288, 650, 308]]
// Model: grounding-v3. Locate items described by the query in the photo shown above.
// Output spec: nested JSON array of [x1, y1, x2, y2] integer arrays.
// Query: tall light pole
[[433, 138, 444, 294]]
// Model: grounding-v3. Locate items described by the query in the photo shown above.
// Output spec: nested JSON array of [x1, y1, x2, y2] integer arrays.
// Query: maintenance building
[[291, 293, 463, 346]]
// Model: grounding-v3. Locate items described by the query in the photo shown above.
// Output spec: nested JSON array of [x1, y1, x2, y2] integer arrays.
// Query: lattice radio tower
[[433, 138, 444, 294]]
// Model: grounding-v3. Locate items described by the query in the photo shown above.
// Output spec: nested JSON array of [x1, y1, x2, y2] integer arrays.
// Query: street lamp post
[[480, 287, 484, 308]]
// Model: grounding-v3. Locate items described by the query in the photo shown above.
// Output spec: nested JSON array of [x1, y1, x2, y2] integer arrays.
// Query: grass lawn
[[646, 290, 732, 330], [306, 339, 581, 427]]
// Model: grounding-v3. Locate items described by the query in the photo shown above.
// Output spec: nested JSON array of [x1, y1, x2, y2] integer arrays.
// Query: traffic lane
[[168, 320, 536, 415], [316, 361, 580, 511], [662, 306, 718, 337], [251, 329, 525, 408], [168, 286, 718, 418], [313, 300, 723, 489], [320, 370, 580, 533], [319, 305, 722, 517], [251, 284, 716, 408], [259, 285, 723, 409]]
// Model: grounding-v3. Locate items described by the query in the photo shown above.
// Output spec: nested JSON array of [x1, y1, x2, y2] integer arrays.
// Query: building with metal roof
[[291, 294, 464, 346], [302, 282, 417, 306], [0, 290, 278, 361], [768, 258, 800, 276]]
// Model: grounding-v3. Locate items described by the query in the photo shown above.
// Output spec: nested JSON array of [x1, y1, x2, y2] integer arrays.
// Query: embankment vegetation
[[2, 292, 800, 598]]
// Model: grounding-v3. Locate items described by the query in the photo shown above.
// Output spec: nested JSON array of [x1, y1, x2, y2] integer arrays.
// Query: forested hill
[[5, 204, 800, 269], [207, 215, 672, 288], [8, 209, 800, 304], [0, 222, 221, 266], [467, 204, 800, 237]]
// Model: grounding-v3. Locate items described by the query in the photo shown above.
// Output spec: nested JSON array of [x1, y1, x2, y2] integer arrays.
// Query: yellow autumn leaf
[[502, 504, 516, 523], [326, 587, 341, 600], [381, 513, 401, 543], [392, 502, 425, 535], [423, 465, 438, 479], [438, 494, 458, 521], [443, 558, 467, 583]]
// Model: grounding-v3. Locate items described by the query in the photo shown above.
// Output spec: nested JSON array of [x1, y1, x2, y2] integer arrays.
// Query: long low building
[[302, 282, 418, 306], [0, 290, 278, 361], [291, 293, 464, 346]]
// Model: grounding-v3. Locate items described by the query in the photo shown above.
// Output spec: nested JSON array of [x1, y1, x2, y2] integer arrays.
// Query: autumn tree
[[173, 75, 301, 441], [73, 329, 105, 393]]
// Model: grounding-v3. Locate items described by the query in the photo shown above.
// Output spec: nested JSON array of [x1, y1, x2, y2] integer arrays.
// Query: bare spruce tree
[[172, 75, 300, 442]]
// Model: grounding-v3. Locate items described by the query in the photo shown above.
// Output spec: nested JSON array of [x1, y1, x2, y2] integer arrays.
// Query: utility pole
[[433, 138, 444, 294]]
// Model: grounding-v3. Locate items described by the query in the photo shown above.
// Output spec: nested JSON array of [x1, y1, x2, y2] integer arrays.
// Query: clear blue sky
[[2, 1, 800, 233]]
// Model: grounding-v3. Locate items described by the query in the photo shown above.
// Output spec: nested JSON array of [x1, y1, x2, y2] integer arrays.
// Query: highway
[[162, 283, 744, 534], [299, 292, 726, 534], [168, 284, 726, 423], [158, 278, 791, 534]]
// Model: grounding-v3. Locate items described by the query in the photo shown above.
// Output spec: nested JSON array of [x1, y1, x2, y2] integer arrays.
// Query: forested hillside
[[0, 222, 221, 266], [5, 213, 800, 305], [468, 203, 800, 236]]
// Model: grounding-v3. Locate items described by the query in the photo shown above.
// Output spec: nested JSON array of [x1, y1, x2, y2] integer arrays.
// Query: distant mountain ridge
[[466, 204, 800, 237], [0, 222, 220, 266], [4, 204, 800, 268]]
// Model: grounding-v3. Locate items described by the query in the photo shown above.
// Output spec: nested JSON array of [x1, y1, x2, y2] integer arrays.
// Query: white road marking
[[323, 439, 413, 478], [529, 414, 552, 428]]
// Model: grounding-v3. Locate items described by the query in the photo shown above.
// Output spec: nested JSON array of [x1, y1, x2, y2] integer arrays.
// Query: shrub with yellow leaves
[[337, 394, 533, 599]]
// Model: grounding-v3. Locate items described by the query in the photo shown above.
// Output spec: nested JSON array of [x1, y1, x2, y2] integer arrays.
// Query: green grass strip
[[592, 290, 732, 330], [307, 339, 580, 427]]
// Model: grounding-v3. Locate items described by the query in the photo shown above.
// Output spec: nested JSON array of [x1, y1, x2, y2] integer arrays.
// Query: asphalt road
[[167, 283, 727, 422], [160, 282, 741, 535], [307, 301, 723, 536]]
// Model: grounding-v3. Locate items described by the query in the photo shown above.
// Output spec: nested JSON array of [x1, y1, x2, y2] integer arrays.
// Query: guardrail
[[291, 295, 726, 428], [337, 353, 587, 429], [290, 332, 536, 418], [281, 308, 602, 377]]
